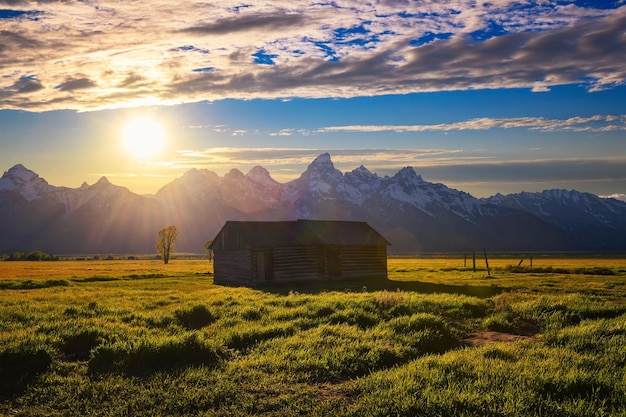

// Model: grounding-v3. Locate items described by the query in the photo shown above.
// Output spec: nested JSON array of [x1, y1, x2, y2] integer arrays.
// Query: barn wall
[[213, 245, 388, 286], [213, 250, 252, 286], [331, 245, 388, 279], [258, 245, 388, 283], [271, 246, 323, 282]]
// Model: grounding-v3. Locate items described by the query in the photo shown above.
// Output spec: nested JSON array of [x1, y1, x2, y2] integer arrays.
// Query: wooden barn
[[208, 220, 390, 287]]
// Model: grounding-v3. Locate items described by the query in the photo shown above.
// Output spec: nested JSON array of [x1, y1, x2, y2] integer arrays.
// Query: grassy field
[[1, 257, 626, 416]]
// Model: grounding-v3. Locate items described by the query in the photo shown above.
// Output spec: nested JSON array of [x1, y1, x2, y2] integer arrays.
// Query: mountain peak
[[224, 168, 245, 180], [182, 168, 201, 178], [309, 153, 334, 168], [395, 166, 424, 182], [95, 176, 111, 186], [0, 164, 53, 200], [3, 164, 39, 182], [346, 164, 377, 185], [7, 163, 27, 170], [247, 166, 277, 184], [301, 153, 341, 178], [313, 152, 331, 161], [352, 165, 374, 176], [298, 152, 343, 182], [181, 168, 219, 182]]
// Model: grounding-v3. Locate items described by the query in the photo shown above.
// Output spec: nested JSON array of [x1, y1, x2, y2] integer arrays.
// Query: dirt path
[[464, 330, 538, 347]]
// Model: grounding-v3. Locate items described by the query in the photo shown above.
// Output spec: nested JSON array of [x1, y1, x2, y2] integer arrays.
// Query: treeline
[[2, 251, 59, 261]]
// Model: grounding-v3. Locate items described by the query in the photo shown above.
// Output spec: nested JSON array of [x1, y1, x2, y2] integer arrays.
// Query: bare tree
[[204, 239, 213, 262], [156, 225, 179, 264]]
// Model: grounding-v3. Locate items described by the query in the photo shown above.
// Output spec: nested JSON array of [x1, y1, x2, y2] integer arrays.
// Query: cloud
[[55, 77, 96, 92], [602, 193, 626, 202], [318, 115, 626, 133], [0, 1, 624, 111], [0, 76, 44, 101], [182, 12, 308, 35], [269, 129, 296, 136]]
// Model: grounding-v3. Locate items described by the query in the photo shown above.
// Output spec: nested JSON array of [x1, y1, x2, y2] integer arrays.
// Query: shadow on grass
[[88, 334, 227, 377], [0, 279, 69, 290], [261, 278, 502, 298], [0, 348, 52, 400]]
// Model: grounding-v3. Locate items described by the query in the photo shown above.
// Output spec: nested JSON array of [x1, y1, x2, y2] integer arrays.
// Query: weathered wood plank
[[213, 250, 252, 285], [213, 244, 388, 285]]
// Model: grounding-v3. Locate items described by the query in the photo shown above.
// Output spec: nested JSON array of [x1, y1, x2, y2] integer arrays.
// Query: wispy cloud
[[0, 1, 624, 111], [173, 147, 462, 170], [319, 115, 626, 133]]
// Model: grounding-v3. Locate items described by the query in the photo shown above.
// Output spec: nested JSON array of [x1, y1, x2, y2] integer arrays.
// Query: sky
[[1, 0, 625, 200]]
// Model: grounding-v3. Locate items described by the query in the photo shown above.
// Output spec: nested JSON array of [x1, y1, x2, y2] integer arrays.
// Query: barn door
[[256, 250, 274, 283], [327, 247, 341, 278]]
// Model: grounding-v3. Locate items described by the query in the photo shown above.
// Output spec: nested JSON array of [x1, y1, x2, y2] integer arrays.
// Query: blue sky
[[1, 0, 625, 199]]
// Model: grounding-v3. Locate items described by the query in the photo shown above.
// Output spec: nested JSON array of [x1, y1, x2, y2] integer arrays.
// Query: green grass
[[1, 257, 626, 416]]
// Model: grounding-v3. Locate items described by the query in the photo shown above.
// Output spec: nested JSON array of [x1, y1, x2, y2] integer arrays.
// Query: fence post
[[483, 248, 491, 276]]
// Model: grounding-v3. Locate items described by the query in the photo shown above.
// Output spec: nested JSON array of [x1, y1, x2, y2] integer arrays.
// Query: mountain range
[[1, 153, 625, 255]]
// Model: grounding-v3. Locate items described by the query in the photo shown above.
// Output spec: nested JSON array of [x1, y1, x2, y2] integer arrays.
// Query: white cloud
[[602, 193, 626, 202], [318, 115, 626, 133], [0, 1, 624, 111], [269, 129, 295, 136]]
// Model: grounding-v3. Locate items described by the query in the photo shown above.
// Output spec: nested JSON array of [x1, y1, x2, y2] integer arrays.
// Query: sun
[[121, 116, 166, 159]]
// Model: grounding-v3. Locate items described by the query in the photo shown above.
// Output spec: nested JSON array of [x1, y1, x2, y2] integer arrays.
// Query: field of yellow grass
[[2, 256, 625, 416], [1, 255, 624, 280], [0, 258, 212, 280]]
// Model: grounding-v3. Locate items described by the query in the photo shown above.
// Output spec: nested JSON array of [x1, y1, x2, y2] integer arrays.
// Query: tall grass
[[88, 333, 228, 376], [349, 342, 625, 417], [1, 258, 625, 416], [349, 314, 626, 417]]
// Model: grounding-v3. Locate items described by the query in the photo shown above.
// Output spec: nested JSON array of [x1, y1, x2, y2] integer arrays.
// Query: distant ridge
[[1, 156, 626, 254]]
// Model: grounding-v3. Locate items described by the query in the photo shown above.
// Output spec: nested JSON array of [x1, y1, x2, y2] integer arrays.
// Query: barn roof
[[208, 219, 390, 249]]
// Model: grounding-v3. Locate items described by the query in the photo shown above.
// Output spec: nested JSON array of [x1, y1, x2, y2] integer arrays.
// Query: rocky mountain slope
[[1, 155, 625, 255], [484, 190, 626, 251]]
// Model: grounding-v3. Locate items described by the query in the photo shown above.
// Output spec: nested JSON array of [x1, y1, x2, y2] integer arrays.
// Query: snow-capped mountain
[[0, 165, 164, 254], [282, 154, 481, 219], [484, 190, 626, 250], [485, 189, 626, 229], [0, 164, 56, 201], [0, 164, 137, 214], [275, 154, 568, 252], [1, 155, 625, 254]]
